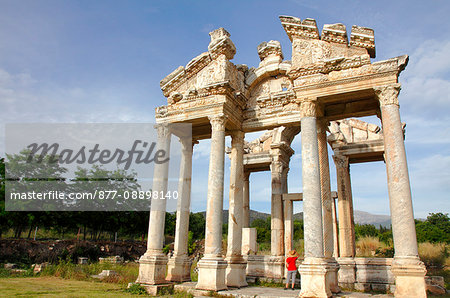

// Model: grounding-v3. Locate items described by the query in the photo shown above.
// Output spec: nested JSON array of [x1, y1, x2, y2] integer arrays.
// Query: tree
[[189, 212, 205, 240], [293, 220, 304, 239], [251, 217, 271, 243], [355, 224, 379, 240], [0, 157, 6, 238], [416, 213, 450, 243]]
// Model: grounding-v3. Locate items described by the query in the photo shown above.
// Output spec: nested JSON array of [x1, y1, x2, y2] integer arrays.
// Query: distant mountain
[[354, 210, 391, 228], [196, 209, 391, 228], [198, 209, 269, 225]]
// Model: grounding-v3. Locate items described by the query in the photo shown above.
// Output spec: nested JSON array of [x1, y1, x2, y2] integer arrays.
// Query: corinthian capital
[[179, 136, 194, 153], [208, 114, 227, 131], [374, 83, 401, 107], [155, 124, 171, 140], [300, 98, 318, 118], [230, 130, 245, 146], [316, 118, 329, 134], [333, 155, 349, 169]]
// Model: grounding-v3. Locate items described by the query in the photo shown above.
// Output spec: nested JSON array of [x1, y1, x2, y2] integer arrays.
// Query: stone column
[[299, 98, 331, 298], [375, 84, 426, 298], [331, 198, 339, 258], [317, 118, 340, 293], [137, 124, 171, 285], [282, 165, 293, 255], [243, 171, 250, 229], [196, 115, 228, 291], [333, 154, 356, 286], [166, 137, 193, 282], [333, 155, 355, 258], [283, 198, 294, 254], [266, 146, 286, 280], [225, 131, 247, 288], [270, 157, 284, 258]]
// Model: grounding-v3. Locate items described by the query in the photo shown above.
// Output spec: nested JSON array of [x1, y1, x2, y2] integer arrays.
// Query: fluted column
[[137, 124, 171, 285], [333, 154, 355, 258], [317, 119, 333, 258], [243, 171, 250, 228], [283, 198, 293, 254], [196, 115, 228, 291], [166, 137, 194, 282], [375, 84, 426, 298], [282, 167, 293, 255], [331, 198, 339, 258], [317, 118, 340, 293], [299, 98, 331, 298], [225, 131, 247, 287], [270, 158, 285, 257]]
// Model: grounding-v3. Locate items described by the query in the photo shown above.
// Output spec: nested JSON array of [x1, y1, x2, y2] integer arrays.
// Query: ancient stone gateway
[[137, 15, 427, 297]]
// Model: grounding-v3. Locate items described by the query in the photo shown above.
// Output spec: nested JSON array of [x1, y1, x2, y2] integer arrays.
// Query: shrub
[[257, 242, 271, 255], [356, 236, 386, 257], [40, 259, 139, 284], [418, 242, 448, 268], [125, 283, 147, 295], [293, 239, 304, 257]]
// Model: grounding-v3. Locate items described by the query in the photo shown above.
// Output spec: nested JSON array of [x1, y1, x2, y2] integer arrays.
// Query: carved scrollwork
[[333, 155, 349, 169], [300, 98, 318, 118], [208, 114, 227, 131], [374, 83, 401, 107], [155, 124, 171, 140]]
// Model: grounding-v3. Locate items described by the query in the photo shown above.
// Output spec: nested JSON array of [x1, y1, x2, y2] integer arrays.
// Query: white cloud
[[0, 67, 156, 156], [401, 39, 450, 116]]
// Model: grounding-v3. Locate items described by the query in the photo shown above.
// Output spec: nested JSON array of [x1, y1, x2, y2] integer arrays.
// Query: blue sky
[[1, 0, 449, 218]]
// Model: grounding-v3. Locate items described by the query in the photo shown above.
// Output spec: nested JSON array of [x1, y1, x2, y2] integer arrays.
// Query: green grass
[[0, 276, 138, 297], [39, 260, 139, 284], [248, 278, 285, 288]]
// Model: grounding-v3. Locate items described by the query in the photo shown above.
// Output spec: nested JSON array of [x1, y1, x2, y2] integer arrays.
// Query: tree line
[[1, 156, 448, 245]]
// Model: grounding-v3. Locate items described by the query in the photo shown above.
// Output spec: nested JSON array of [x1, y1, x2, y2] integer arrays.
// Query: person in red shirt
[[285, 250, 299, 290]]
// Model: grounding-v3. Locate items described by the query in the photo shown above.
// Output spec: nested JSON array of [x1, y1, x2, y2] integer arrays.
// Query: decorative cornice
[[321, 23, 348, 45], [350, 25, 375, 58], [279, 16, 320, 41], [256, 91, 296, 109], [288, 55, 371, 80], [257, 40, 283, 61], [208, 28, 236, 60]]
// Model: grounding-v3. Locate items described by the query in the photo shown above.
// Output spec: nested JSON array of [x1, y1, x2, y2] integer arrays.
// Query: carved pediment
[[160, 28, 245, 104]]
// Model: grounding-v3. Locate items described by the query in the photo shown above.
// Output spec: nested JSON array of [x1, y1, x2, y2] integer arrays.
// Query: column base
[[195, 257, 227, 291], [166, 255, 192, 282], [225, 256, 248, 288], [391, 256, 427, 298], [337, 257, 356, 289], [324, 257, 340, 293], [299, 257, 332, 298], [265, 256, 285, 280], [136, 252, 168, 285]]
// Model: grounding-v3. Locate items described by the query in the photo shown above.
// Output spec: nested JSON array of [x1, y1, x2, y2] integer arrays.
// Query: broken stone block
[[4, 263, 17, 270], [32, 263, 48, 273], [78, 257, 89, 264], [91, 270, 119, 279], [98, 255, 124, 264]]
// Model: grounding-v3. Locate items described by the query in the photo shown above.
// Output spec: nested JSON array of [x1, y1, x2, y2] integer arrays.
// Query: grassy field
[[0, 277, 137, 297]]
